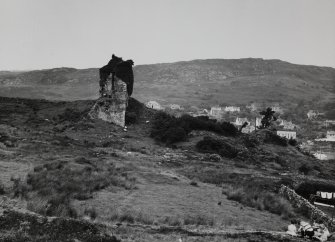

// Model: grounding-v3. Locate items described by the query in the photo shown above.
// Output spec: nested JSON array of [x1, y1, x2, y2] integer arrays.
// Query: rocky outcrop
[[279, 185, 335, 229], [89, 78, 128, 127]]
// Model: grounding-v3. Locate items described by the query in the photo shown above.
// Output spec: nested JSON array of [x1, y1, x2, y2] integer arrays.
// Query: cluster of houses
[[146, 100, 298, 139], [146, 100, 335, 160], [315, 131, 335, 142], [145, 101, 183, 111], [307, 110, 325, 120]]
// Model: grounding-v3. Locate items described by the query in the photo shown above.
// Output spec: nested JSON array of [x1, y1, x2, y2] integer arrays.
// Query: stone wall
[[279, 185, 334, 229], [89, 77, 128, 127]]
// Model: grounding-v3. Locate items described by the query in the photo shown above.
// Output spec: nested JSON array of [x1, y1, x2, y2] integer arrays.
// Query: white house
[[235, 117, 249, 126], [170, 104, 183, 110], [271, 106, 284, 114], [190, 109, 209, 117], [307, 110, 319, 120], [278, 119, 297, 130], [315, 131, 335, 142], [224, 106, 240, 112], [255, 117, 262, 127], [246, 103, 259, 112], [146, 101, 163, 110], [276, 130, 296, 139], [241, 125, 256, 134], [210, 106, 223, 118], [324, 120, 335, 127], [196, 109, 209, 116], [326, 131, 335, 141]]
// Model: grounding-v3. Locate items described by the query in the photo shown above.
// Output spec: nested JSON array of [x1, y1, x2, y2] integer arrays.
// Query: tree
[[259, 107, 277, 129]]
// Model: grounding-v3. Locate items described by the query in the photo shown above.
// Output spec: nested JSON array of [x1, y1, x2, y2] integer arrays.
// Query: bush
[[219, 121, 239, 136], [110, 209, 154, 225], [196, 136, 238, 158], [57, 108, 85, 123], [0, 182, 5, 195], [264, 132, 288, 146], [125, 111, 137, 125], [298, 164, 313, 175], [161, 216, 182, 226], [183, 214, 215, 226], [11, 176, 30, 199], [150, 112, 238, 144], [288, 138, 298, 146], [163, 127, 187, 144], [242, 135, 260, 148], [84, 207, 98, 220]]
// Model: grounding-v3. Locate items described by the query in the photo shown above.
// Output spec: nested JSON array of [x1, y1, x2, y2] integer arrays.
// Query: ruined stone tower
[[89, 77, 128, 127]]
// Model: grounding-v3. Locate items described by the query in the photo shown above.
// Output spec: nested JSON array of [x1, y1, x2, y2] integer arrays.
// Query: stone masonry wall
[[279, 185, 334, 230], [89, 77, 128, 127]]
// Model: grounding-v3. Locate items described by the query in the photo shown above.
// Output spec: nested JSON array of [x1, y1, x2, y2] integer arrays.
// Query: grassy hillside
[[0, 58, 334, 109], [1, 96, 335, 241]]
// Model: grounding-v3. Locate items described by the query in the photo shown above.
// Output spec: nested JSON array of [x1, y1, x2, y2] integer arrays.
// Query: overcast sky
[[1, 0, 335, 70]]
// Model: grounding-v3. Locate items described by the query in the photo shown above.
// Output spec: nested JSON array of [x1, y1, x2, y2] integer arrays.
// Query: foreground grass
[[12, 158, 137, 218]]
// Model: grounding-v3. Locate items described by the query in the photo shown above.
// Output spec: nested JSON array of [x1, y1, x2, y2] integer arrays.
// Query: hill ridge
[[0, 58, 334, 108]]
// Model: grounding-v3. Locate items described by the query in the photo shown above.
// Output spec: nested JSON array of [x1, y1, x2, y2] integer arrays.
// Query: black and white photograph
[[0, 0, 335, 241]]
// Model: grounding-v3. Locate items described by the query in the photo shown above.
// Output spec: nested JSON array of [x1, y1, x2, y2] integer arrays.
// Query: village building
[[278, 119, 297, 130], [326, 131, 335, 141], [271, 105, 284, 114], [255, 117, 262, 127], [276, 130, 297, 139], [224, 106, 240, 112], [188, 109, 209, 118], [210, 106, 224, 119], [241, 125, 256, 134], [169, 104, 183, 110], [307, 110, 319, 120], [315, 131, 335, 142], [324, 120, 335, 127], [146, 101, 163, 110], [235, 117, 249, 126], [195, 109, 209, 117], [246, 103, 259, 112]]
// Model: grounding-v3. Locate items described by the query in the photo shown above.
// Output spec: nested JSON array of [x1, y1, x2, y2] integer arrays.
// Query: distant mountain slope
[[0, 58, 334, 107]]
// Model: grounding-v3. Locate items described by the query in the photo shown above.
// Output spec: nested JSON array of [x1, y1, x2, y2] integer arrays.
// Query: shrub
[[0, 182, 5, 195], [57, 108, 86, 123], [160, 216, 183, 226], [163, 127, 187, 144], [288, 138, 298, 146], [11, 176, 30, 199], [219, 121, 239, 136], [242, 135, 260, 148], [183, 214, 215, 226], [196, 136, 238, 158], [84, 207, 98, 220], [125, 111, 137, 125], [264, 132, 288, 146], [74, 157, 92, 165], [110, 209, 154, 225], [298, 164, 313, 175], [150, 112, 238, 144], [208, 153, 222, 162]]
